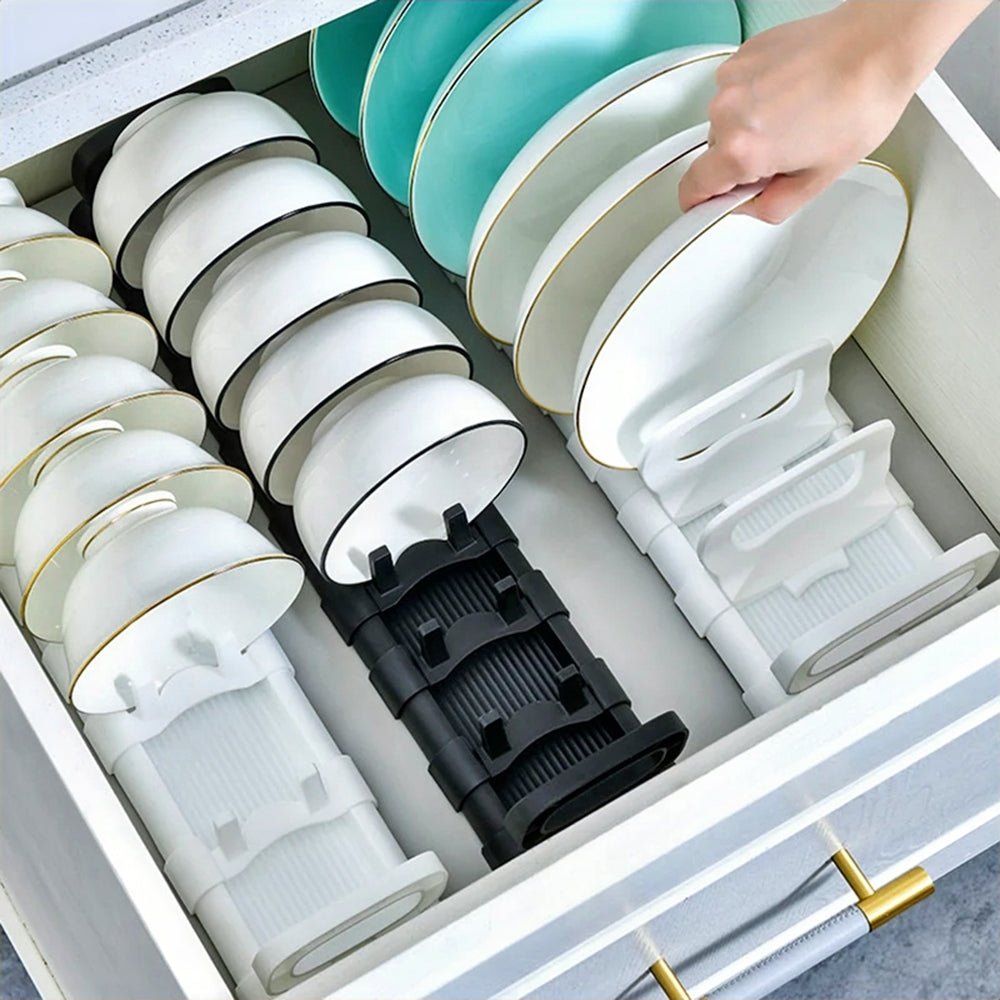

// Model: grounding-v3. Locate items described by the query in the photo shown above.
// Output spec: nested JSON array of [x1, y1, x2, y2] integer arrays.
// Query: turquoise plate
[[410, 0, 742, 275], [360, 0, 519, 206], [310, 0, 399, 136]]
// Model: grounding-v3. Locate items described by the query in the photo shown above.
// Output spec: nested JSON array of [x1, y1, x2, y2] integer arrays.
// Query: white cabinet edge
[[0, 0, 374, 169]]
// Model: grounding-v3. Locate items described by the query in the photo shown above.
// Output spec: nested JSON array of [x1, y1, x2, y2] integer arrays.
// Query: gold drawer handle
[[830, 846, 934, 930], [649, 846, 935, 998]]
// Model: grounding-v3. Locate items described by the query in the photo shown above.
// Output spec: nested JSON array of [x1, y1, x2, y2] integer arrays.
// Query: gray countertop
[[0, 0, 371, 170]]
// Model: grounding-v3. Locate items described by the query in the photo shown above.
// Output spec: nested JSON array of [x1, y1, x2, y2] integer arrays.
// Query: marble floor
[[2, 844, 998, 999]]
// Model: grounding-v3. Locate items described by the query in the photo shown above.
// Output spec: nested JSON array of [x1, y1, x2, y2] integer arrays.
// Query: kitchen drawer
[[2, 13, 1000, 1000]]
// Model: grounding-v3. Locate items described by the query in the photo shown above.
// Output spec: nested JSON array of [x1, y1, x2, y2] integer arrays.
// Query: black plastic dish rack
[[68, 84, 689, 868]]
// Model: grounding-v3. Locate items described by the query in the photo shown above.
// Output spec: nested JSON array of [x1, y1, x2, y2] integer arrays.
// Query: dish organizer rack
[[35, 631, 445, 999], [549, 343, 997, 715], [66, 82, 690, 871]]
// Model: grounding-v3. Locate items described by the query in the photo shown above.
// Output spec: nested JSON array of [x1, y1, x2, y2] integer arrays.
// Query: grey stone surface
[[2, 846, 998, 999]]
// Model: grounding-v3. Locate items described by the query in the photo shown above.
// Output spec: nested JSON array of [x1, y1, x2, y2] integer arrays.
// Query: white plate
[[241, 300, 470, 504], [294, 374, 525, 583], [15, 428, 253, 642], [191, 230, 420, 429], [143, 157, 368, 354], [574, 162, 910, 469], [513, 124, 708, 413], [468, 45, 730, 345]]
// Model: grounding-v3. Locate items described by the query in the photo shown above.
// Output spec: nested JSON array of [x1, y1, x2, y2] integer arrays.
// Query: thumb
[[739, 169, 835, 224]]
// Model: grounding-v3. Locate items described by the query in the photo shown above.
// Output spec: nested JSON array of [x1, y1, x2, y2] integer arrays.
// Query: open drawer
[[2, 10, 1000, 1000]]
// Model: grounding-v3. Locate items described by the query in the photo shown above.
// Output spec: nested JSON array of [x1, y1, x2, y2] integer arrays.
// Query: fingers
[[678, 140, 761, 212], [739, 169, 835, 224]]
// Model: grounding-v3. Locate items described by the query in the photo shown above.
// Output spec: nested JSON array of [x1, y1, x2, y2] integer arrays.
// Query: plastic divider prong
[[418, 619, 448, 666], [495, 577, 527, 624], [369, 546, 399, 594], [445, 504, 475, 550], [639, 342, 838, 523], [698, 421, 899, 604]]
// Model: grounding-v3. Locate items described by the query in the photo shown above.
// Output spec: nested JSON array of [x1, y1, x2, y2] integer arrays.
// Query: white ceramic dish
[[92, 91, 318, 286], [294, 373, 525, 583], [142, 157, 369, 354], [468, 45, 731, 345], [0, 353, 206, 562], [0, 277, 157, 366], [574, 162, 911, 470], [62, 504, 304, 714], [192, 230, 421, 429], [0, 180, 112, 291], [513, 124, 708, 414], [241, 300, 471, 504], [15, 428, 253, 642]]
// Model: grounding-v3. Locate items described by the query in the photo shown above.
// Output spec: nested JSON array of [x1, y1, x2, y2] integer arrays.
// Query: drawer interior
[[3, 34, 1000, 1000]]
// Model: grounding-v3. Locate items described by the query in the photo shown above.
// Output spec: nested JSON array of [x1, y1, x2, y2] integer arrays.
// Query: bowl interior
[[69, 554, 304, 714], [321, 421, 526, 583]]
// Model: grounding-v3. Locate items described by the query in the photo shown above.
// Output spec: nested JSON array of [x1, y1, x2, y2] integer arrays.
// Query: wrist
[[835, 0, 991, 93]]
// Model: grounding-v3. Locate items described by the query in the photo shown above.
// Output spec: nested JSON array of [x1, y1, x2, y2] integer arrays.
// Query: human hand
[[678, 0, 990, 223]]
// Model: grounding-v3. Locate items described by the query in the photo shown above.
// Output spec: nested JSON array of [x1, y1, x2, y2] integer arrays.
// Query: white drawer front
[[323, 608, 1000, 1000], [525, 698, 1000, 1000]]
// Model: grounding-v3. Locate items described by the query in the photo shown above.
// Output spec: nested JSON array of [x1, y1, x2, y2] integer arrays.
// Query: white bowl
[[93, 92, 318, 286], [468, 45, 731, 345], [192, 230, 421, 429], [0, 277, 157, 366], [63, 504, 304, 714], [15, 428, 253, 642], [512, 124, 708, 414], [0, 181, 112, 291], [241, 300, 471, 504], [143, 157, 369, 355], [294, 373, 525, 583], [0, 352, 206, 562], [574, 162, 910, 470]]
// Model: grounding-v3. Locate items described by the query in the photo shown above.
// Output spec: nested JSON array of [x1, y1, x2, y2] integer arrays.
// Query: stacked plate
[[1, 174, 448, 997], [315, 8, 999, 709]]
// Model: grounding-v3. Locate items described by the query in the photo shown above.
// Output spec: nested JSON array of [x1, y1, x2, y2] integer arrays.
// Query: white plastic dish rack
[[469, 337, 996, 717], [34, 630, 446, 999], [552, 347, 996, 713]]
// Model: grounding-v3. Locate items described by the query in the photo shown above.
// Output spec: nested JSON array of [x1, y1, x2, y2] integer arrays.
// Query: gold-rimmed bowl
[[62, 504, 304, 714], [0, 180, 112, 291], [0, 352, 206, 562], [15, 427, 253, 642], [0, 276, 157, 366]]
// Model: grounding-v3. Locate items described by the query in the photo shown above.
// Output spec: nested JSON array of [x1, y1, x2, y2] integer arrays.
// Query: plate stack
[[71, 82, 691, 868], [0, 175, 446, 997], [310, 1, 998, 714]]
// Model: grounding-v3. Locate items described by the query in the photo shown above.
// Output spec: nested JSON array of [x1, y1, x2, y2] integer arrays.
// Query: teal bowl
[[410, 0, 742, 275], [311, 0, 399, 136], [360, 0, 520, 206]]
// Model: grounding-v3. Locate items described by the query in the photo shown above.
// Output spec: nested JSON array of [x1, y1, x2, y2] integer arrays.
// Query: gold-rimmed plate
[[574, 161, 910, 470], [409, 0, 740, 275]]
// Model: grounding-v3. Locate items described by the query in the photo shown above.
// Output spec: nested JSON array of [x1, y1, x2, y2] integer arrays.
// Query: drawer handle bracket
[[649, 848, 934, 999], [650, 957, 702, 1000], [831, 846, 934, 930]]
